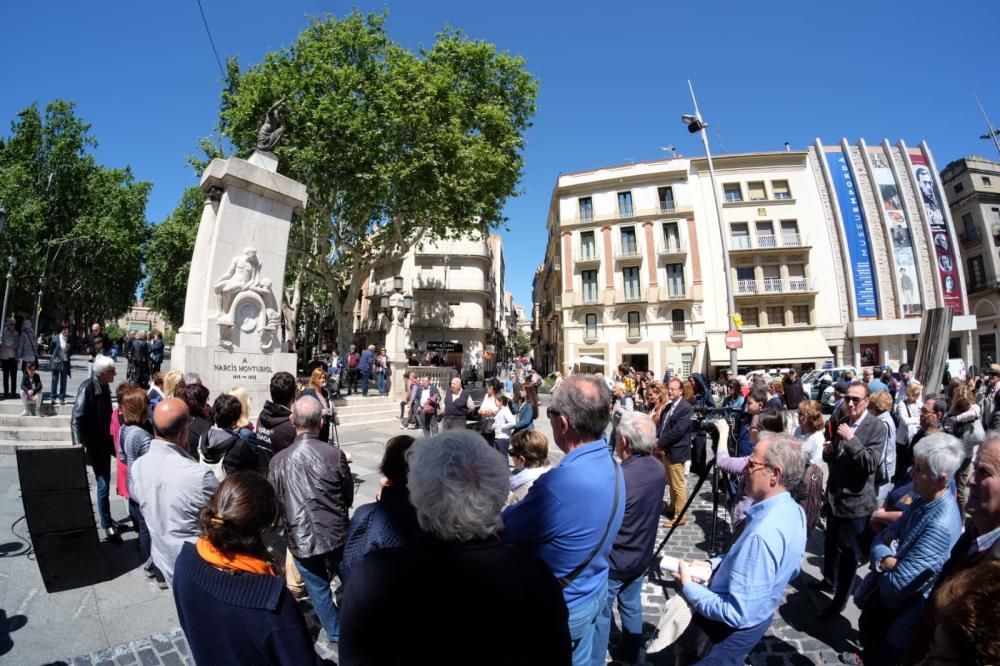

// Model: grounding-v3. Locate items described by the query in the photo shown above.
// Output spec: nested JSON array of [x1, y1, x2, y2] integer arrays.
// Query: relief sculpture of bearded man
[[215, 248, 261, 319]]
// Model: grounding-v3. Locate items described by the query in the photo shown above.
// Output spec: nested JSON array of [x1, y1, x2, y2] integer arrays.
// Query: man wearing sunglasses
[[814, 380, 889, 620]]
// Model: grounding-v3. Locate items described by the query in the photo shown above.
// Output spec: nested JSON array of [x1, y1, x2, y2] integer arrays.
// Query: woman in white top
[[478, 382, 500, 448], [491, 394, 516, 460], [895, 380, 923, 482], [793, 399, 825, 468]]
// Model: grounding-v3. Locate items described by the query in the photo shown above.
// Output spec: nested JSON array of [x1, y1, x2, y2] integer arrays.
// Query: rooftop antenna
[[784, 142, 791, 152], [976, 94, 1000, 158], [661, 145, 679, 158]]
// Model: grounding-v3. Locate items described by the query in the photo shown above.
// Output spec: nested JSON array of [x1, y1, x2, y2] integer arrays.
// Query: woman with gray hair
[[846, 432, 965, 666], [339, 430, 571, 665]]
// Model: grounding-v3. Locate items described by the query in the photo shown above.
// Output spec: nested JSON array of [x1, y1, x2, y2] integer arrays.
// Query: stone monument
[[172, 106, 307, 413]]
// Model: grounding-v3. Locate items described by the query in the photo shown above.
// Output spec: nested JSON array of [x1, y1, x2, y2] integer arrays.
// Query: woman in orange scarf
[[171, 472, 318, 664]]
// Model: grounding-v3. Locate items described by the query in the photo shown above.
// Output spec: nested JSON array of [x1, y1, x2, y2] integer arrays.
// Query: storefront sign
[[868, 148, 922, 316], [826, 149, 879, 317], [908, 152, 963, 314], [426, 341, 463, 353]]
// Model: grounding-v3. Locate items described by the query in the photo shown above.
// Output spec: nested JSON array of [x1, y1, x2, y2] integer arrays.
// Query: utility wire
[[196, 0, 227, 78]]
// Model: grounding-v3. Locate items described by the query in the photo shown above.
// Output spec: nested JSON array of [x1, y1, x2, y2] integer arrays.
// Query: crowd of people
[[46, 328, 1000, 665]]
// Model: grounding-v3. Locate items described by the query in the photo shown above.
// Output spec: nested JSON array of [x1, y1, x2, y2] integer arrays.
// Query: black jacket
[[71, 375, 114, 461], [823, 412, 886, 519], [783, 378, 806, 410], [199, 426, 268, 475], [657, 399, 693, 463], [609, 454, 667, 580], [269, 432, 353, 559], [85, 332, 112, 359], [256, 401, 296, 456], [339, 536, 570, 665]]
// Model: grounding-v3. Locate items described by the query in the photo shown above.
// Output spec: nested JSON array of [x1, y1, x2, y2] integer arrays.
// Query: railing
[[569, 203, 690, 224], [582, 291, 601, 305], [614, 243, 643, 260], [737, 279, 758, 295], [617, 206, 634, 218], [412, 276, 491, 291], [414, 241, 491, 258], [787, 277, 814, 292], [659, 202, 676, 214], [623, 288, 644, 303], [665, 285, 687, 299], [960, 230, 982, 244], [410, 316, 485, 329], [659, 238, 686, 254], [577, 246, 600, 262], [730, 233, 810, 250], [774, 192, 792, 200], [671, 321, 692, 338], [762, 277, 783, 293]]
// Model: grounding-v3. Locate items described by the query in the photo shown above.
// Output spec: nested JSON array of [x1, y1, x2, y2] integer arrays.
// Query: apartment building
[[535, 140, 977, 378], [942, 155, 1000, 368], [360, 233, 503, 377]]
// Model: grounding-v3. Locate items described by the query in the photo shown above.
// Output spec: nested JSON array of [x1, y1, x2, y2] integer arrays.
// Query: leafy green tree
[[216, 11, 537, 354], [143, 186, 202, 329], [514, 329, 532, 358], [0, 101, 150, 329]]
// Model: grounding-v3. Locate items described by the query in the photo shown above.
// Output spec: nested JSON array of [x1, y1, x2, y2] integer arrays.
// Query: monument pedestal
[[173, 151, 308, 412]]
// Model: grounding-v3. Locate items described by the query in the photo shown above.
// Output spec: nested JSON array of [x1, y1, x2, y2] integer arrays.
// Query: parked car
[[802, 366, 857, 413]]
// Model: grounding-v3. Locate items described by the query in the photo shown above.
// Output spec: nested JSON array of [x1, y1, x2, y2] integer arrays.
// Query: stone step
[[0, 425, 73, 442], [336, 414, 403, 429], [0, 402, 74, 416], [0, 414, 72, 427], [332, 395, 394, 407], [0, 441, 73, 454], [334, 403, 401, 418]]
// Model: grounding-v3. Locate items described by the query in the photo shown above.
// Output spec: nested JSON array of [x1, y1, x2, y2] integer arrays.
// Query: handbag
[[648, 593, 693, 652]]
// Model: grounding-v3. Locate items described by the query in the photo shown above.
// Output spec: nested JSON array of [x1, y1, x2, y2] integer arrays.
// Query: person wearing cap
[[980, 364, 1000, 431]]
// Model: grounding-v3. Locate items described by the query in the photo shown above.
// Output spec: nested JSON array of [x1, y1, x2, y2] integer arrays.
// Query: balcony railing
[[412, 276, 491, 292], [614, 243, 643, 261], [569, 203, 690, 224], [729, 233, 810, 250], [414, 241, 491, 258], [659, 202, 676, 214], [623, 288, 644, 303], [671, 321, 692, 338], [577, 247, 600, 263], [736, 278, 815, 295], [658, 238, 686, 255], [581, 291, 601, 305], [410, 316, 485, 329]]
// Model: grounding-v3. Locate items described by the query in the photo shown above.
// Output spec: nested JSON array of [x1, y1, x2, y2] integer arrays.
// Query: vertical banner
[[868, 149, 922, 315], [908, 153, 963, 314], [825, 149, 879, 317]]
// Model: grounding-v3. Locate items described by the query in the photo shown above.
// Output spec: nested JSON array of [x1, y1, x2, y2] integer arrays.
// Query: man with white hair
[[594, 411, 665, 665], [339, 430, 570, 664], [270, 396, 353, 648], [670, 433, 807, 665], [71, 354, 121, 542], [503, 375, 624, 666]]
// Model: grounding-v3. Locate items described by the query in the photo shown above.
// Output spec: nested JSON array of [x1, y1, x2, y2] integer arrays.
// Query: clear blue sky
[[3, 1, 998, 310]]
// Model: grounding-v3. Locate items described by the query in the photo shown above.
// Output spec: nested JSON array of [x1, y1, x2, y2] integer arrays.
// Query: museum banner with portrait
[[868, 148, 922, 316], [908, 151, 963, 314]]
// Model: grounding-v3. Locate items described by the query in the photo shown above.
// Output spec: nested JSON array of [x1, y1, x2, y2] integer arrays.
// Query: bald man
[[132, 398, 218, 586]]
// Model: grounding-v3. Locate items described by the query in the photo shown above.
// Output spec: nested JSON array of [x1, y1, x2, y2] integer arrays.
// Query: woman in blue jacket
[[850, 433, 965, 666], [511, 385, 535, 435]]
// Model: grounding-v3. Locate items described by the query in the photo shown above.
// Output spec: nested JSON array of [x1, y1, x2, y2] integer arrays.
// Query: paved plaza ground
[[0, 365, 857, 664]]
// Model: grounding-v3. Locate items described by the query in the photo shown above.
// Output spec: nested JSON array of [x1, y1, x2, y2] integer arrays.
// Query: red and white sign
[[725, 330, 743, 350]]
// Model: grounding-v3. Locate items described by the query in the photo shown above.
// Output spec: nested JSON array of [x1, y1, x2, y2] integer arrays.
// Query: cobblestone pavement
[[51, 404, 852, 665]]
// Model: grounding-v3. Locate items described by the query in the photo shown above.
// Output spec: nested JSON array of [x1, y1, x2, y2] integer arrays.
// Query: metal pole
[[688, 81, 738, 376], [0, 258, 14, 327], [33, 281, 43, 330], [975, 94, 1000, 158]]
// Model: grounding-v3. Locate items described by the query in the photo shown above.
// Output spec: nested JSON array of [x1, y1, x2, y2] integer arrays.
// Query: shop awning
[[707, 330, 832, 366]]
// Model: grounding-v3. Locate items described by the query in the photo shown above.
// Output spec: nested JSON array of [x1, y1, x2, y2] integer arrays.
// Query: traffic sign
[[725, 330, 743, 350]]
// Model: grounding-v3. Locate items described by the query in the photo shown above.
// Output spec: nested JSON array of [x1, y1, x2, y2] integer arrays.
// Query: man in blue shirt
[[358, 344, 374, 397], [503, 375, 625, 666], [671, 433, 807, 664]]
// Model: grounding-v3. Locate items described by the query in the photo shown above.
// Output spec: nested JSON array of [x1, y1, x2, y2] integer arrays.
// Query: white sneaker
[[19, 410, 29, 417]]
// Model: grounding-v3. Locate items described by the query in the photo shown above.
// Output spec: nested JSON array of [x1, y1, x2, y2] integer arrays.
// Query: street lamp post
[[682, 81, 738, 376], [1, 255, 17, 329]]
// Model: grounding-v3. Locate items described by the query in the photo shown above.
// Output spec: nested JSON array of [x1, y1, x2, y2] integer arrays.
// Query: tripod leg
[[650, 460, 715, 564], [711, 463, 720, 556]]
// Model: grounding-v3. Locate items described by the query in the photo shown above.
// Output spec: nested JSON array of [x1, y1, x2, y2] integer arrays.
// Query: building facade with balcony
[[536, 140, 977, 378], [942, 155, 1000, 368], [360, 233, 503, 377]]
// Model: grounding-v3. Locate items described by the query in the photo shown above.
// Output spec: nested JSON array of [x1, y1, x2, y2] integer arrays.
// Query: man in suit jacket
[[979, 364, 1000, 431], [71, 354, 120, 542], [815, 380, 887, 619], [658, 377, 693, 527]]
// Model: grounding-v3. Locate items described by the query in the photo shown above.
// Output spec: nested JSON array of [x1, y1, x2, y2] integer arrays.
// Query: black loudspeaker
[[16, 447, 105, 593]]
